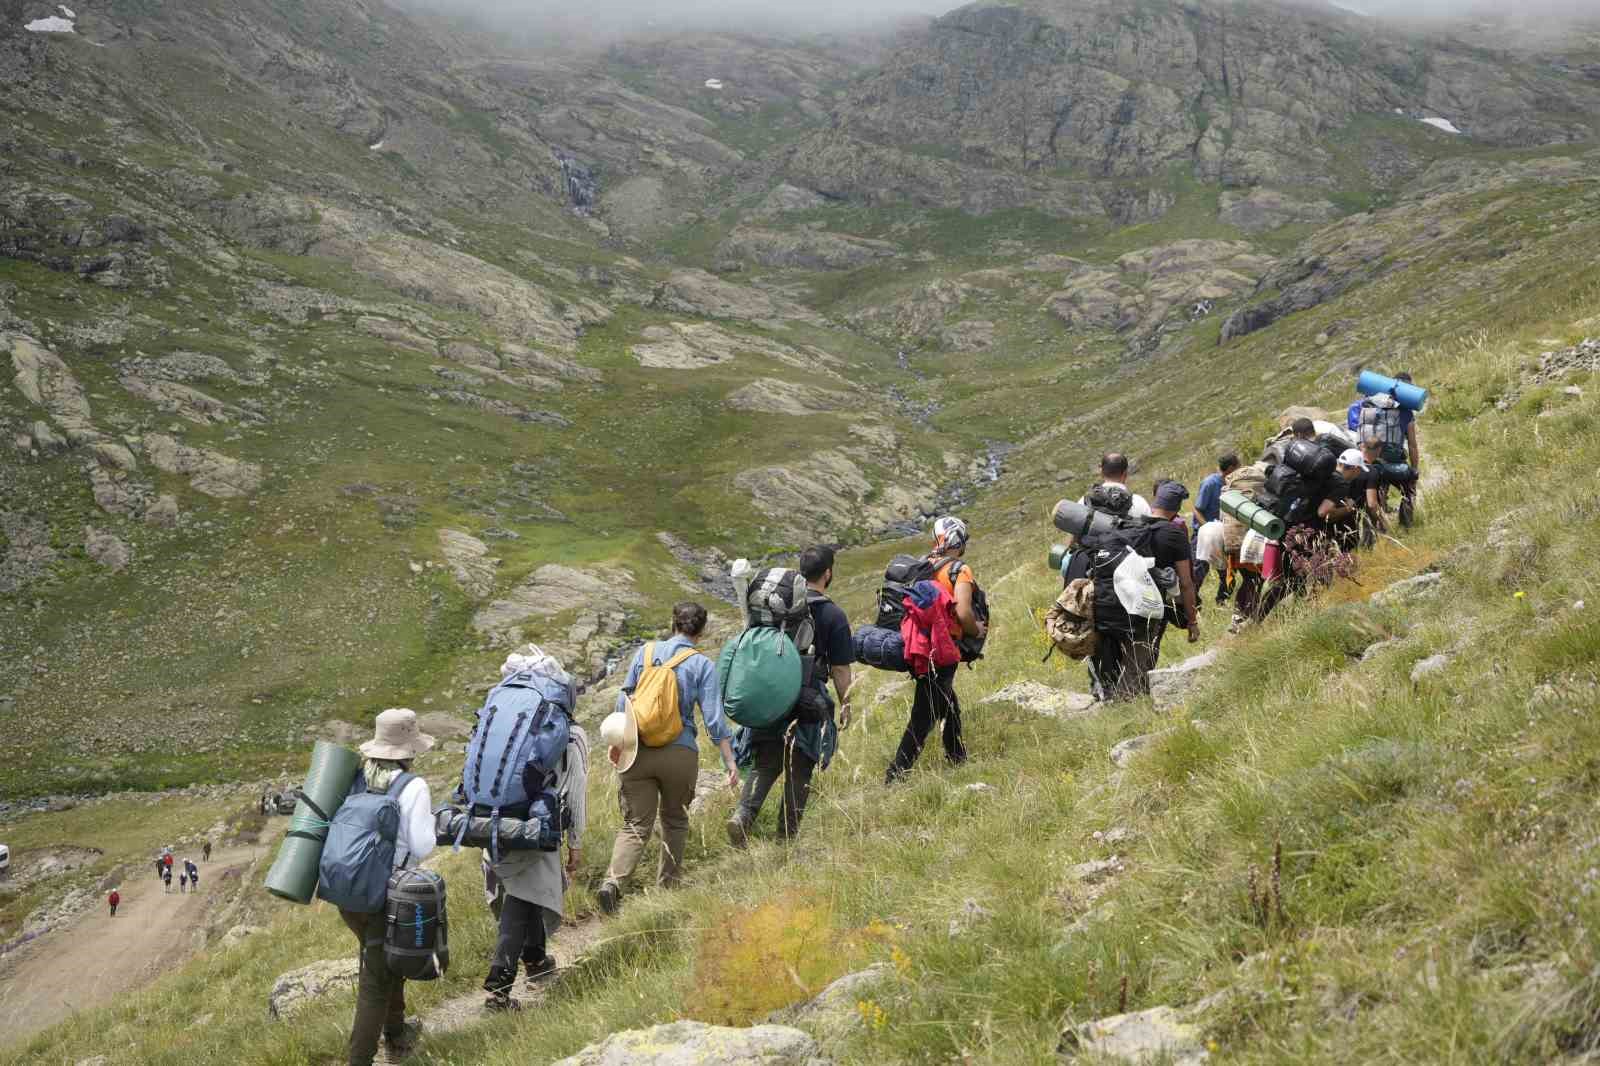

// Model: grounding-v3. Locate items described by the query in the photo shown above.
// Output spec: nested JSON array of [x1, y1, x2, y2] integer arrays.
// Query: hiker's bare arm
[[1407, 423, 1420, 470], [954, 580, 985, 638], [1177, 560, 1200, 643], [832, 665, 853, 728], [718, 738, 740, 791]]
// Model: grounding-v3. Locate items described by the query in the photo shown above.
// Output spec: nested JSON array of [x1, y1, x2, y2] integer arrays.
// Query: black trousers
[[736, 734, 817, 838], [1089, 617, 1166, 702], [886, 664, 965, 782], [486, 893, 548, 993], [341, 909, 406, 1066]]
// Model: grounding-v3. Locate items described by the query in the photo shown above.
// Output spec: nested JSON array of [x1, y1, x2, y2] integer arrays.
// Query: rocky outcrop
[[1060, 1004, 1209, 1065], [716, 227, 899, 271], [1047, 241, 1273, 341], [143, 434, 264, 498], [84, 528, 132, 572], [1219, 189, 1339, 234], [632, 323, 827, 373], [726, 379, 854, 416], [119, 376, 237, 425], [551, 1021, 830, 1066], [0, 512, 59, 594], [1148, 650, 1220, 710], [473, 565, 643, 672], [438, 529, 499, 600], [652, 269, 824, 326], [735, 450, 934, 543], [267, 958, 360, 1020], [8, 334, 97, 444], [981, 681, 1097, 719]]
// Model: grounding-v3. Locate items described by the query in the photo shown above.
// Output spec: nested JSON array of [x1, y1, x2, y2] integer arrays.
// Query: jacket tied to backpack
[[900, 581, 961, 677]]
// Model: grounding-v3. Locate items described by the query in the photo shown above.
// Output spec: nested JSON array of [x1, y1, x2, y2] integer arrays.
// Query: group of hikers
[[319, 374, 1422, 1066], [110, 842, 213, 915]]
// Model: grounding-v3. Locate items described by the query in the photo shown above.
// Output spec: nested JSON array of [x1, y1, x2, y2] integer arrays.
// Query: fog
[[1322, 0, 1596, 19]]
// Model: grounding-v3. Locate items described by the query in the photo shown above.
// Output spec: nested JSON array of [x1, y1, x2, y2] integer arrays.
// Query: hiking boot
[[523, 954, 557, 989], [726, 814, 750, 850], [1398, 498, 1415, 528], [383, 1020, 422, 1055], [597, 881, 621, 916], [483, 992, 521, 1013]]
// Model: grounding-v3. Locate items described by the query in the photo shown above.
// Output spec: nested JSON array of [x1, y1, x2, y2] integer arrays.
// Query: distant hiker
[[339, 709, 436, 1066], [482, 652, 589, 1012], [728, 546, 854, 845], [179, 871, 188, 893], [202, 841, 212, 863], [154, 857, 164, 880], [1080, 453, 1151, 519], [185, 859, 200, 891], [162, 866, 172, 893], [108, 889, 120, 917], [886, 517, 984, 783], [598, 602, 738, 916], [1350, 371, 1422, 526], [1070, 481, 1198, 701], [1194, 452, 1237, 529]]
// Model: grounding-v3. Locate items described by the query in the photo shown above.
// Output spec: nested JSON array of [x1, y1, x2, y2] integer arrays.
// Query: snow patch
[[25, 15, 75, 31], [369, 140, 385, 151], [704, 78, 724, 91], [1420, 117, 1463, 135], [59, 4, 76, 16]]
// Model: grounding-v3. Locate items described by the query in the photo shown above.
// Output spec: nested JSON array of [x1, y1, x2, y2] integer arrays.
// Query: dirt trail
[[0, 837, 276, 1048]]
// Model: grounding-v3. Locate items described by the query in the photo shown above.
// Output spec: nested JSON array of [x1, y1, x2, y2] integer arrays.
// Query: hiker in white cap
[[1316, 448, 1370, 551], [342, 708, 435, 1066]]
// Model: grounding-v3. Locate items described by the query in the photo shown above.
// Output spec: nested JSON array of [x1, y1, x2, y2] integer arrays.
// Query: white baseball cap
[[1338, 448, 1369, 470]]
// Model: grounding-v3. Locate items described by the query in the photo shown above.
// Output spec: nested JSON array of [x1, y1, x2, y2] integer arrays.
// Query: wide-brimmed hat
[[359, 708, 436, 761], [599, 710, 638, 774]]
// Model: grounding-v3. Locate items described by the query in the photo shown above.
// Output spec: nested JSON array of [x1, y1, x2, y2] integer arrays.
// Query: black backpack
[[384, 868, 449, 981], [874, 555, 988, 662], [1261, 464, 1317, 524], [1079, 519, 1162, 631], [1282, 438, 1338, 483]]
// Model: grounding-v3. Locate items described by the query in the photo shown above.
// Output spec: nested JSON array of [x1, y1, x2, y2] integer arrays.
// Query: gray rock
[[981, 680, 1098, 719], [438, 528, 499, 600], [91, 441, 138, 471], [1375, 571, 1444, 606], [550, 1021, 829, 1066], [789, 964, 892, 1025], [1148, 650, 1220, 709], [31, 420, 67, 453], [144, 433, 263, 498], [268, 958, 360, 1019], [948, 897, 992, 937], [1060, 1004, 1209, 1064], [220, 924, 268, 949], [144, 494, 180, 529], [84, 527, 131, 572], [1110, 732, 1167, 768], [1410, 653, 1451, 684], [1067, 858, 1124, 886], [1360, 637, 1405, 662]]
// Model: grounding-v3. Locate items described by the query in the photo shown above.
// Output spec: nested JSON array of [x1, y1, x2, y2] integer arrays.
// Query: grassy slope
[[7, 156, 1600, 1063]]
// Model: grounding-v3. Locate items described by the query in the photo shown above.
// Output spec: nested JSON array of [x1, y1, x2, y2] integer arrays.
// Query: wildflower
[[890, 945, 913, 978], [1515, 591, 1526, 599]]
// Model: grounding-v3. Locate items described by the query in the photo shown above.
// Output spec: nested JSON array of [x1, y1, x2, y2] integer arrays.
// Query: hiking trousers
[[735, 733, 817, 839], [340, 909, 406, 1066], [605, 743, 699, 890], [886, 665, 965, 782], [485, 893, 549, 994], [1090, 618, 1165, 702]]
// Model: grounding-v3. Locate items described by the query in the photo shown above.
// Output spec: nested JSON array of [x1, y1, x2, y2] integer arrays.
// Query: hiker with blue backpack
[[461, 648, 589, 1013], [332, 709, 436, 1066], [598, 602, 737, 916], [1348, 370, 1423, 527]]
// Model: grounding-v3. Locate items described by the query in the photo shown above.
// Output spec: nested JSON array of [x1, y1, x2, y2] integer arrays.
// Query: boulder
[[725, 378, 854, 416], [268, 957, 360, 1019], [1110, 732, 1167, 768], [1410, 653, 1451, 684], [780, 963, 892, 1028], [8, 334, 98, 443], [1148, 650, 1220, 709], [1374, 571, 1444, 606], [84, 527, 131, 572], [31, 420, 67, 453], [144, 494, 180, 529], [438, 528, 499, 600], [980, 681, 1097, 719], [220, 924, 268, 949], [143, 434, 263, 498], [91, 441, 139, 471], [1067, 858, 1124, 886], [550, 1021, 829, 1066], [1060, 1004, 1209, 1064]]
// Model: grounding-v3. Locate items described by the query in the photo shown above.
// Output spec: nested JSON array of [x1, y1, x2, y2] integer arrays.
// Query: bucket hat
[[600, 710, 639, 774], [358, 708, 436, 760]]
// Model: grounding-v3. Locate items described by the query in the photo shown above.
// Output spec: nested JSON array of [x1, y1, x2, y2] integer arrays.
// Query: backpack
[[1358, 394, 1407, 462], [1347, 399, 1363, 432], [1282, 438, 1337, 483], [956, 572, 990, 663], [720, 568, 811, 729], [875, 555, 939, 629], [1222, 464, 1269, 553], [1044, 579, 1098, 661], [316, 771, 415, 914], [1261, 464, 1315, 524], [384, 868, 448, 981], [1079, 519, 1161, 629], [462, 663, 575, 815], [627, 641, 700, 748]]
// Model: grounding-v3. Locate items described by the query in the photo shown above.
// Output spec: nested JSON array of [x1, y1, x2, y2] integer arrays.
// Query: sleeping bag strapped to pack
[[719, 568, 810, 729], [460, 655, 575, 860], [384, 868, 448, 981], [1282, 438, 1338, 483], [316, 771, 416, 913], [852, 624, 909, 672]]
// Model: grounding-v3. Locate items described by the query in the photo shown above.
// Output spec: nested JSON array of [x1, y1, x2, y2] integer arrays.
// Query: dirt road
[[0, 837, 274, 1048]]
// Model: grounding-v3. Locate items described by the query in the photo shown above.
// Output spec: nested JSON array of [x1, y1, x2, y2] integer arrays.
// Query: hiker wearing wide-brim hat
[[342, 709, 437, 1066], [358, 708, 436, 761], [599, 710, 639, 774]]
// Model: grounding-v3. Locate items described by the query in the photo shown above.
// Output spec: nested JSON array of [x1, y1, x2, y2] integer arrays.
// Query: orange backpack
[[628, 642, 700, 748]]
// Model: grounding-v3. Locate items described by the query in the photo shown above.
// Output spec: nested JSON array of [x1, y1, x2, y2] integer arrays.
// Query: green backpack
[[717, 626, 804, 729]]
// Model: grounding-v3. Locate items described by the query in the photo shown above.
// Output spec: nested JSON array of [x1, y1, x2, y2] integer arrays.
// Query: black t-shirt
[[807, 593, 853, 674], [1145, 519, 1193, 568]]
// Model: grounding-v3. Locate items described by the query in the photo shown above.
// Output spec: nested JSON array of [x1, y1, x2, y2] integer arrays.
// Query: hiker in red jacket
[[108, 889, 120, 916]]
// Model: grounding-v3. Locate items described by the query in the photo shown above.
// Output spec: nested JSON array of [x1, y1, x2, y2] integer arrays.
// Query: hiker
[[1315, 449, 1369, 551], [1195, 452, 1238, 604], [162, 865, 171, 893], [728, 546, 854, 845], [154, 856, 164, 880], [340, 709, 436, 1066], [202, 841, 212, 863], [1072, 481, 1198, 701], [598, 602, 738, 916], [185, 859, 200, 892], [179, 871, 188, 893], [1351, 372, 1422, 526], [886, 517, 984, 783], [108, 889, 119, 917], [482, 672, 588, 1012], [1080, 453, 1151, 518], [1356, 435, 1393, 533]]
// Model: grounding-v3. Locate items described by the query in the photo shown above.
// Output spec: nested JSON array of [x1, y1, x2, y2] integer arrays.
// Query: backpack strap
[[662, 648, 699, 671]]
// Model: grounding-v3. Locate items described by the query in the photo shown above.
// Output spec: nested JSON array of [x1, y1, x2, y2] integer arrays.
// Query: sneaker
[[524, 954, 557, 989], [484, 992, 521, 1014], [597, 881, 621, 916], [726, 815, 750, 850]]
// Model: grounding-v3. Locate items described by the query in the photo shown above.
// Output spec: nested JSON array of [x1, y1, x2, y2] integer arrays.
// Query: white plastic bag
[[1113, 551, 1165, 620], [1240, 529, 1268, 566], [1195, 520, 1227, 567]]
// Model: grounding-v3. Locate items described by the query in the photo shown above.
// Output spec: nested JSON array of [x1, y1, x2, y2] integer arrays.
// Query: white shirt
[[1079, 482, 1152, 519], [394, 776, 436, 868]]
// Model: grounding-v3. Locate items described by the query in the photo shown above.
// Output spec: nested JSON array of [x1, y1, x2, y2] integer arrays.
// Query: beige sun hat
[[359, 708, 436, 761], [599, 710, 639, 774]]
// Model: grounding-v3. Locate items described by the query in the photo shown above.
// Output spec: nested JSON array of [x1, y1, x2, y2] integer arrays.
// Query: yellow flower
[[890, 945, 913, 977], [1514, 591, 1526, 599]]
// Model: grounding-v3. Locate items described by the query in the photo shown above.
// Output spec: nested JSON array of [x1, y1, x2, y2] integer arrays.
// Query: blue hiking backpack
[[316, 771, 416, 913], [459, 664, 575, 858]]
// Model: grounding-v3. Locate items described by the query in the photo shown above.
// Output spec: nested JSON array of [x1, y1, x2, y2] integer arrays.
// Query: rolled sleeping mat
[[852, 624, 909, 673], [1052, 499, 1118, 541], [1049, 543, 1070, 573], [265, 740, 361, 904], [1219, 489, 1287, 542], [432, 806, 560, 852], [1357, 370, 1428, 412]]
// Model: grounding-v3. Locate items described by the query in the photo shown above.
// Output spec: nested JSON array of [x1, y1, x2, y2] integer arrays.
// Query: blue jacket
[[614, 635, 730, 753], [1194, 472, 1224, 526]]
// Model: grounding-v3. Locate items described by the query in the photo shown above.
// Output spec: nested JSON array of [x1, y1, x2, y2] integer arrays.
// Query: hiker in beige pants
[[598, 602, 738, 915]]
